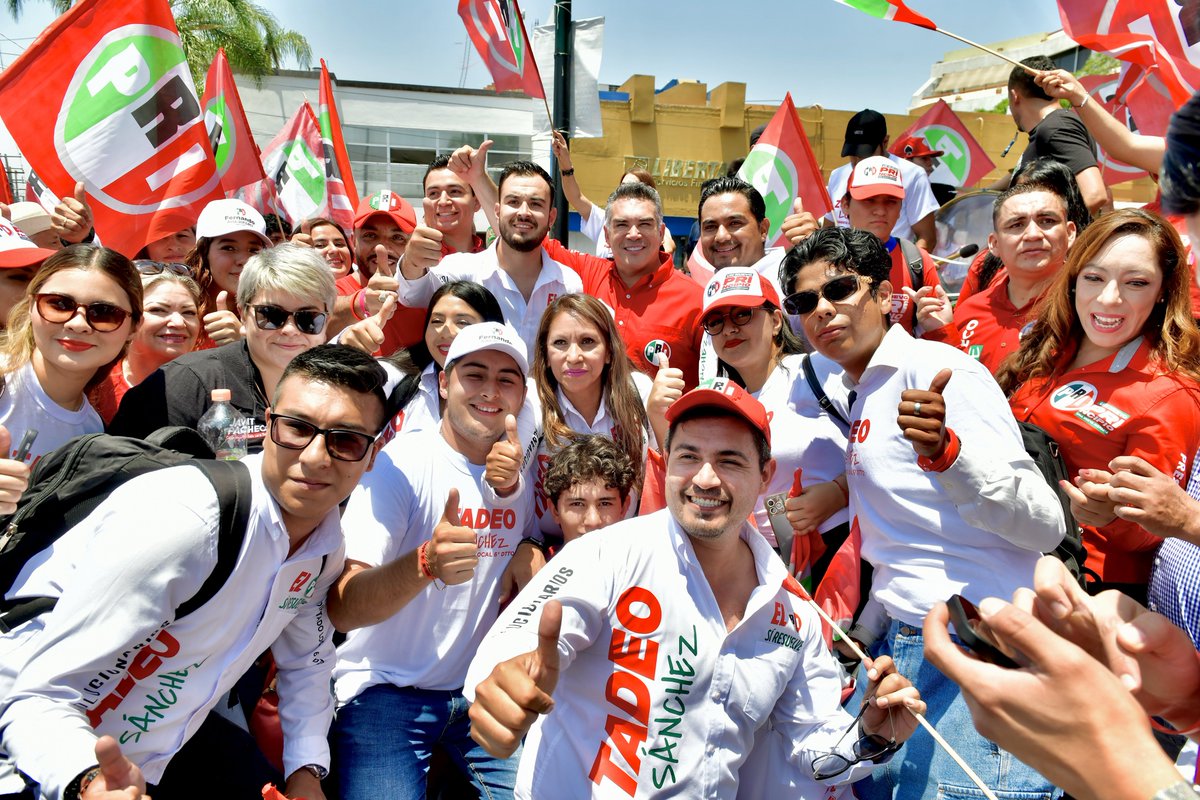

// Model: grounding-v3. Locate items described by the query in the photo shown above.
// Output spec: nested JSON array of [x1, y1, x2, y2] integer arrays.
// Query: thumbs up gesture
[[449, 139, 493, 185], [52, 181, 94, 245], [647, 353, 684, 448], [0, 425, 31, 515], [485, 414, 523, 496], [898, 368, 954, 460], [470, 599, 563, 758], [428, 488, 480, 586], [79, 735, 147, 798], [340, 292, 397, 355], [204, 290, 244, 345], [401, 225, 444, 278], [781, 196, 818, 246]]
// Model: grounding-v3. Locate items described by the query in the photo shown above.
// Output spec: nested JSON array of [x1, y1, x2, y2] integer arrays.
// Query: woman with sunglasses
[[0, 244, 141, 462], [185, 199, 273, 351], [89, 262, 203, 423], [531, 293, 652, 535], [661, 267, 849, 562], [111, 244, 335, 454], [998, 209, 1200, 599]]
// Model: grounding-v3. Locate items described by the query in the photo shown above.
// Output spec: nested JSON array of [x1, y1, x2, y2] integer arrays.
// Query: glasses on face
[[133, 259, 192, 277], [782, 274, 862, 316], [701, 305, 760, 336], [268, 413, 376, 462], [810, 694, 900, 781], [251, 304, 328, 335], [34, 293, 131, 332]]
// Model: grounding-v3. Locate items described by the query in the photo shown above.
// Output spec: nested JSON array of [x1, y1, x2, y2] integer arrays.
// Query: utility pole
[[551, 0, 572, 244]]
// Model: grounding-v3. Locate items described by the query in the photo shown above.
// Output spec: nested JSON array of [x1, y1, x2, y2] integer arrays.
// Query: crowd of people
[[0, 55, 1198, 800]]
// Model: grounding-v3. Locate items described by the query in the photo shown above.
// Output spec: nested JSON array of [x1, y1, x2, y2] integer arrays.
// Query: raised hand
[[647, 354, 684, 448], [428, 488, 480, 585], [52, 181, 93, 245], [203, 290, 243, 345], [485, 414, 523, 494], [470, 599, 563, 758], [80, 735, 147, 799], [898, 369, 952, 460], [340, 293, 396, 354], [0, 425, 31, 515], [448, 139, 493, 186], [402, 225, 444, 277], [904, 284, 954, 330], [781, 196, 818, 246]]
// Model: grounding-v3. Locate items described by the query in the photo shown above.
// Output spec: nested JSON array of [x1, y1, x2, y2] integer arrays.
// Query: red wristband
[[417, 541, 435, 580], [352, 288, 370, 321], [918, 428, 961, 473]]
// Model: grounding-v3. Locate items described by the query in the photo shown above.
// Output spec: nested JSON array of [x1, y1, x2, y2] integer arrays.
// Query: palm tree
[[4, 0, 311, 86]]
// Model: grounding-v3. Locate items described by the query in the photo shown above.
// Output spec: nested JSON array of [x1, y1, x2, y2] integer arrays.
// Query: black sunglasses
[[268, 413, 376, 462], [34, 293, 131, 332], [810, 694, 900, 780], [701, 306, 762, 336], [782, 274, 862, 316], [251, 304, 327, 335], [133, 259, 192, 277]]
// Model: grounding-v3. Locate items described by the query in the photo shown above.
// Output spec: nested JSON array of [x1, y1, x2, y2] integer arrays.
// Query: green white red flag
[[252, 101, 328, 228], [202, 48, 265, 194], [0, 0, 223, 256], [889, 99, 994, 188], [832, 0, 936, 30], [318, 60, 357, 230], [459, 0, 546, 98]]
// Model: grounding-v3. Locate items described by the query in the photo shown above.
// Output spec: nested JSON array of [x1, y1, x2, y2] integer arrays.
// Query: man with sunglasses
[[464, 381, 924, 798], [779, 227, 1066, 800], [328, 322, 540, 800], [0, 344, 392, 800]]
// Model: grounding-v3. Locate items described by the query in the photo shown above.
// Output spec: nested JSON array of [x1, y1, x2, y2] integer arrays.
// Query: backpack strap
[[898, 239, 925, 330], [801, 355, 850, 432], [176, 460, 253, 620]]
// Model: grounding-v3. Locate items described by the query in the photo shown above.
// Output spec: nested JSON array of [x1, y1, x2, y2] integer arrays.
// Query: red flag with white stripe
[[458, 0, 546, 98], [889, 99, 995, 188], [318, 60, 357, 230], [202, 48, 266, 193]]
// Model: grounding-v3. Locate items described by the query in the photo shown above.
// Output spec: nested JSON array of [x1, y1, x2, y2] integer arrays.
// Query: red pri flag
[[1078, 73, 1151, 186], [832, 0, 936, 30], [318, 60, 357, 230], [202, 48, 265, 194], [890, 99, 995, 188], [0, 164, 11, 206], [458, 0, 546, 98], [1058, 0, 1199, 136], [0, 0, 223, 256], [737, 94, 832, 248], [255, 102, 328, 228]]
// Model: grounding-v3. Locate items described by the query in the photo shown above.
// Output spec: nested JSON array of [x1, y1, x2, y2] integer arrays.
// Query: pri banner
[[737, 94, 832, 249], [459, 0, 546, 98], [1058, 0, 1200, 137], [318, 60, 357, 231], [890, 99, 995, 188], [0, 0, 223, 256], [202, 48, 265, 194], [256, 102, 327, 228]]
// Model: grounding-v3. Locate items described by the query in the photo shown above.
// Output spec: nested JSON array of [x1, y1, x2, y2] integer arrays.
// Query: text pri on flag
[[259, 102, 326, 228]]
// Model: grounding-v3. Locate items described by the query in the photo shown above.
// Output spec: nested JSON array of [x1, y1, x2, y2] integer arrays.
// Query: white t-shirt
[[825, 154, 940, 242], [578, 202, 612, 258], [0, 361, 103, 465], [750, 353, 850, 546], [334, 428, 535, 701]]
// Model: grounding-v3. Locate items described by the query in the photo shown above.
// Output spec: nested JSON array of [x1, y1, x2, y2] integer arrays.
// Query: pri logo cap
[[701, 267, 781, 314], [195, 198, 272, 247], [848, 156, 905, 201], [354, 189, 417, 234], [665, 377, 772, 447]]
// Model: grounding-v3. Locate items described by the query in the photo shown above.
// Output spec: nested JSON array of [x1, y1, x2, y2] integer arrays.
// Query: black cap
[[749, 123, 768, 148], [842, 109, 887, 158]]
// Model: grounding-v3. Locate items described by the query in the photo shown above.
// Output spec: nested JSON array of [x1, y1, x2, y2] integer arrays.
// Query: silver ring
[[913, 402, 922, 417]]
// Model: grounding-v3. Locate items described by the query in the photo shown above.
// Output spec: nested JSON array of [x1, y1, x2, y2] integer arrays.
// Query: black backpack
[[0, 427, 252, 633]]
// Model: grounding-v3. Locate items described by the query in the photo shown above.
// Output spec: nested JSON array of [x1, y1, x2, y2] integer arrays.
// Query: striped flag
[[459, 0, 546, 98], [318, 60, 357, 230], [202, 48, 266, 194], [833, 0, 936, 30]]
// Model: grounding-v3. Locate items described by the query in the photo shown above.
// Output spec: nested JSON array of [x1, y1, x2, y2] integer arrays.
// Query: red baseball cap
[[355, 190, 417, 234], [0, 219, 57, 269], [893, 134, 944, 159], [665, 377, 771, 447], [848, 156, 905, 201], [702, 268, 781, 314]]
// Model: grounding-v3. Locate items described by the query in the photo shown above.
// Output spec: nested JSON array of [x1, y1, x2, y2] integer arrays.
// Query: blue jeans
[[852, 619, 1060, 800], [331, 683, 520, 800]]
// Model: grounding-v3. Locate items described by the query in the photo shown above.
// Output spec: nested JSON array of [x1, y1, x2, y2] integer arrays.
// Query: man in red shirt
[[918, 183, 1076, 374], [841, 156, 943, 336]]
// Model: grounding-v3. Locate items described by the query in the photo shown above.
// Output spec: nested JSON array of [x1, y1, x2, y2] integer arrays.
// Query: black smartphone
[[946, 594, 1020, 669]]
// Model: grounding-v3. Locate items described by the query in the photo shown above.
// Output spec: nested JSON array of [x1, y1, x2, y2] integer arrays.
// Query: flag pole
[[540, 94, 555, 134], [933, 27, 1040, 75]]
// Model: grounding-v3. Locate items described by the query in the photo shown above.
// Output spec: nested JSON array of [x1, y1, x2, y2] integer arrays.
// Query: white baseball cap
[[0, 219, 57, 269], [445, 321, 529, 376], [195, 199, 272, 247], [848, 155, 905, 201], [7, 202, 53, 237]]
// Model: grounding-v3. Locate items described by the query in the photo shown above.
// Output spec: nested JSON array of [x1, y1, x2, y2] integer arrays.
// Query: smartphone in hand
[[947, 594, 1020, 669]]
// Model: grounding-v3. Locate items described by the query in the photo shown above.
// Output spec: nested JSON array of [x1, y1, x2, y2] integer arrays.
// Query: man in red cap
[[892, 134, 943, 179], [465, 379, 924, 798], [328, 190, 421, 349], [0, 218, 56, 328]]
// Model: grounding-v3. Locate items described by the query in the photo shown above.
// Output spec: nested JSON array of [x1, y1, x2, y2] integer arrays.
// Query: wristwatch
[[300, 763, 328, 780]]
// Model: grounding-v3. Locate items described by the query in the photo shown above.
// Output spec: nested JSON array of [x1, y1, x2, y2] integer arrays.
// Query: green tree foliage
[[1078, 51, 1120, 78]]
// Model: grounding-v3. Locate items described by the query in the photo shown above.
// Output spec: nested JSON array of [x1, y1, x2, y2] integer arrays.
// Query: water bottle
[[198, 388, 247, 460]]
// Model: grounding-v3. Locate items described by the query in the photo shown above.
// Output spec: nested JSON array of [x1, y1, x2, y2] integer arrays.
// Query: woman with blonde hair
[[531, 293, 651, 534], [1000, 208, 1200, 598]]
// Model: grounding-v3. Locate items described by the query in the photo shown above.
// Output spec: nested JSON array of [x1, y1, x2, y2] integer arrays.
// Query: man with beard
[[396, 162, 582, 348]]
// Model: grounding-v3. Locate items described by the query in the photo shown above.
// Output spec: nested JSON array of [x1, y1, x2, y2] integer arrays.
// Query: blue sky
[[0, 0, 1065, 155]]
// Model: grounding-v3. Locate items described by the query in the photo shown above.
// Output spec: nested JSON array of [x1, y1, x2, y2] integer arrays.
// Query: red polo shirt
[[1008, 338, 1200, 585], [924, 276, 1038, 375], [543, 239, 705, 388]]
